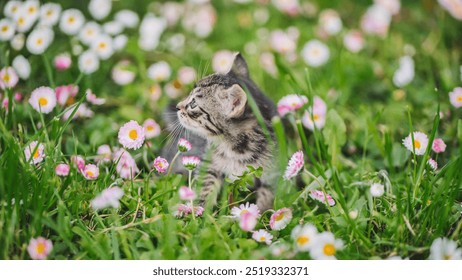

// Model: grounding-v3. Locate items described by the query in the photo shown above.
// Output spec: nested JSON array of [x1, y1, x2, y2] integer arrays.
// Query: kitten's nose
[[176, 101, 186, 110], [175, 104, 181, 111]]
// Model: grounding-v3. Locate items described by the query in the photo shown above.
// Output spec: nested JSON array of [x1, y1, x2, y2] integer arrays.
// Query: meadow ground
[[0, 0, 462, 260]]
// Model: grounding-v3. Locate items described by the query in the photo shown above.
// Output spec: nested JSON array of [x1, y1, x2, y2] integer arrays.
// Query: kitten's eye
[[189, 99, 197, 109]]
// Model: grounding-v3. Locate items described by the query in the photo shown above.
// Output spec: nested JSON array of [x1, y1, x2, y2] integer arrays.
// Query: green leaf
[[322, 109, 347, 167]]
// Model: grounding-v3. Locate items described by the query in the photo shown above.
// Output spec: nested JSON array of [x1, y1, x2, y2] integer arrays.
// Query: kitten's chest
[[211, 141, 268, 177]]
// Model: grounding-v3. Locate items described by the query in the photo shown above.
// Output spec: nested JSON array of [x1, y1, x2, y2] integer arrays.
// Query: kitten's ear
[[229, 53, 250, 78], [226, 84, 247, 118]]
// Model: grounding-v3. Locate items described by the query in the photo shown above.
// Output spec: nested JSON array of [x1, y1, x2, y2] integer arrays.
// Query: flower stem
[[188, 169, 195, 220], [167, 151, 180, 176], [42, 54, 55, 88]]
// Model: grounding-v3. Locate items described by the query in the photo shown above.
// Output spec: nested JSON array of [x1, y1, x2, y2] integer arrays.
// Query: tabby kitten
[[172, 53, 278, 211]]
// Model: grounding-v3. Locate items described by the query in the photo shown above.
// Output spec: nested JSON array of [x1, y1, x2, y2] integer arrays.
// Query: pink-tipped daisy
[[402, 131, 429, 155], [96, 144, 112, 163], [118, 120, 146, 150], [179, 186, 196, 201], [178, 138, 192, 153], [427, 158, 438, 171], [24, 141, 45, 164], [173, 203, 204, 218], [86, 89, 105, 105], [291, 223, 319, 252], [283, 151, 304, 180], [55, 163, 70, 176], [239, 211, 258, 232], [113, 148, 139, 179], [252, 229, 273, 245], [0, 66, 19, 90], [55, 84, 78, 106], [27, 237, 53, 260], [432, 138, 446, 154], [143, 118, 161, 139], [54, 53, 72, 71], [449, 87, 462, 108], [182, 156, 201, 170], [82, 164, 99, 180], [309, 190, 336, 206], [277, 94, 308, 117], [269, 208, 292, 230], [153, 156, 169, 173], [91, 187, 124, 210], [71, 155, 85, 171], [29, 86, 57, 114], [231, 202, 261, 219]]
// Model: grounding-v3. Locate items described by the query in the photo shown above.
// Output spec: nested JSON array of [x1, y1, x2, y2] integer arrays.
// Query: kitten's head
[[176, 53, 250, 138]]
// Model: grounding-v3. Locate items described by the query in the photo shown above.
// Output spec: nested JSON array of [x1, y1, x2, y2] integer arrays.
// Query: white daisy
[[78, 21, 102, 46], [252, 229, 273, 245], [393, 55, 415, 88], [78, 50, 100, 74], [13, 10, 36, 33], [291, 224, 318, 252], [12, 55, 31, 80], [212, 50, 234, 74], [59, 9, 85, 36], [29, 86, 57, 114], [319, 9, 342, 35], [429, 237, 462, 260], [309, 231, 344, 260], [0, 67, 19, 90], [115, 9, 140, 28], [89, 0, 112, 21], [0, 19, 15, 41], [113, 34, 128, 51], [91, 34, 114, 60], [370, 182, 385, 197], [39, 3, 62, 26], [269, 30, 296, 54], [301, 39, 330, 67], [10, 33, 25, 51], [26, 27, 54, 55], [4, 1, 23, 19], [230, 202, 261, 219], [269, 208, 292, 230], [147, 61, 171, 82], [103, 21, 124, 36], [23, 0, 40, 24], [402, 131, 428, 155]]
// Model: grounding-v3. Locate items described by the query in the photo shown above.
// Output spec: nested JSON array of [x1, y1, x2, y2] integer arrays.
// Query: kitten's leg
[[199, 169, 222, 208], [254, 178, 273, 212]]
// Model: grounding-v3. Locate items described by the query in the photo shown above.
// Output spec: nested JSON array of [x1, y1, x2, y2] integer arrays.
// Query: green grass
[[1, 0, 462, 260]]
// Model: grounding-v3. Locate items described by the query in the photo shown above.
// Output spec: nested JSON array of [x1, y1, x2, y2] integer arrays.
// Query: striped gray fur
[[163, 53, 278, 211]]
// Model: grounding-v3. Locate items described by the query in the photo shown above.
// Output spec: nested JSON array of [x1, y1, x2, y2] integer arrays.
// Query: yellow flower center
[[18, 17, 25, 25], [12, 6, 18, 13], [444, 255, 451, 260], [296, 236, 309, 246], [36, 243, 46, 254], [86, 170, 94, 177], [36, 38, 43, 46], [3, 74, 10, 82], [241, 209, 249, 215], [33, 149, 40, 159], [219, 59, 227, 66], [128, 129, 138, 140], [87, 29, 94, 36], [275, 212, 285, 221], [260, 236, 266, 241], [173, 79, 182, 89], [1, 26, 8, 32], [147, 125, 154, 131], [311, 48, 321, 57], [457, 96, 462, 102], [313, 114, 319, 121], [28, 6, 36, 14], [323, 243, 336, 256], [68, 16, 75, 24], [98, 42, 107, 50], [39, 97, 48, 106], [46, 10, 53, 17], [413, 140, 421, 149]]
